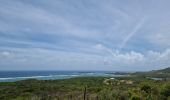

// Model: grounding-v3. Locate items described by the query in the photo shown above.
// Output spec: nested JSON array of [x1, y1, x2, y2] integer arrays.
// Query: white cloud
[[119, 17, 147, 49], [92, 44, 170, 70], [0, 0, 170, 70], [1, 51, 10, 56], [0, 46, 170, 71], [0, 0, 105, 39]]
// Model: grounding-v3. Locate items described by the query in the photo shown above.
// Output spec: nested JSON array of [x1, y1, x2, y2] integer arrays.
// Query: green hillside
[[132, 67, 170, 78], [155, 67, 170, 73]]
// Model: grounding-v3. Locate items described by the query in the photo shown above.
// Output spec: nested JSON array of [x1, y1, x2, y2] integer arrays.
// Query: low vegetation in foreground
[[0, 67, 170, 100], [0, 76, 170, 100]]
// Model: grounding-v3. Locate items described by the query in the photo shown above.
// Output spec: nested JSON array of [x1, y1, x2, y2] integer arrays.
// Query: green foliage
[[140, 84, 151, 93], [161, 84, 170, 99], [131, 67, 170, 78], [130, 95, 140, 100], [0, 76, 169, 100]]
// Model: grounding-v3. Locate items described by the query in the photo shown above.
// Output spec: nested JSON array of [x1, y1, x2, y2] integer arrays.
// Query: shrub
[[141, 84, 151, 93], [161, 84, 170, 99], [131, 95, 141, 100]]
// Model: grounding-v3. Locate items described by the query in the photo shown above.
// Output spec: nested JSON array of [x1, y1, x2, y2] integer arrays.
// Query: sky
[[0, 0, 170, 71]]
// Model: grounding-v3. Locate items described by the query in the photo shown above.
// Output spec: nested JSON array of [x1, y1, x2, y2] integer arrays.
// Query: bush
[[141, 84, 151, 93], [131, 95, 140, 100], [161, 84, 170, 99]]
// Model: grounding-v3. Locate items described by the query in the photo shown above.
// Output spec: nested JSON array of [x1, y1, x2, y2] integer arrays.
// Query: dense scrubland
[[0, 77, 170, 100], [0, 68, 170, 100]]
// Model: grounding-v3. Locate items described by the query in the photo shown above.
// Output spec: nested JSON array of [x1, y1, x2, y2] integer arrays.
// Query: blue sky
[[0, 0, 170, 71]]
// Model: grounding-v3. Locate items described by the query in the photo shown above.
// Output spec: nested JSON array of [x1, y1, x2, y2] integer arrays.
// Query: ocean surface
[[0, 71, 122, 82]]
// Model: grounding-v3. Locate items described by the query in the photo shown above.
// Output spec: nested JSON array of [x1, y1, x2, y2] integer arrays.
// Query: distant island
[[0, 67, 170, 100]]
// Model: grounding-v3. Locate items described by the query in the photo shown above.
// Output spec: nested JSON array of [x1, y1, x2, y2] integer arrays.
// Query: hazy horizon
[[0, 68, 151, 72], [0, 0, 170, 71]]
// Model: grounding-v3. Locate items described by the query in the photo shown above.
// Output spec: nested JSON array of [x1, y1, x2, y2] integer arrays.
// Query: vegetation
[[0, 76, 169, 100], [0, 67, 170, 100], [132, 67, 170, 78]]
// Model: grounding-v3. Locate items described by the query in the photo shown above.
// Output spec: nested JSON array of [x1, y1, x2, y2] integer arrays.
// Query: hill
[[132, 67, 170, 78], [154, 67, 170, 73]]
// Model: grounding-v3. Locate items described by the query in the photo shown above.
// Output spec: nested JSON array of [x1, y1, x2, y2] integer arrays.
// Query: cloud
[[1, 51, 10, 56], [0, 0, 105, 39], [0, 47, 106, 70], [119, 17, 147, 50], [0, 0, 170, 70], [0, 47, 170, 71]]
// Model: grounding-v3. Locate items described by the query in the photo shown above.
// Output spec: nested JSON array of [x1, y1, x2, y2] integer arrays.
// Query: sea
[[0, 71, 123, 82]]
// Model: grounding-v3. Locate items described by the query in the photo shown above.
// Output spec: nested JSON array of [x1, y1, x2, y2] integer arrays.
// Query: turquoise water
[[0, 71, 123, 82]]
